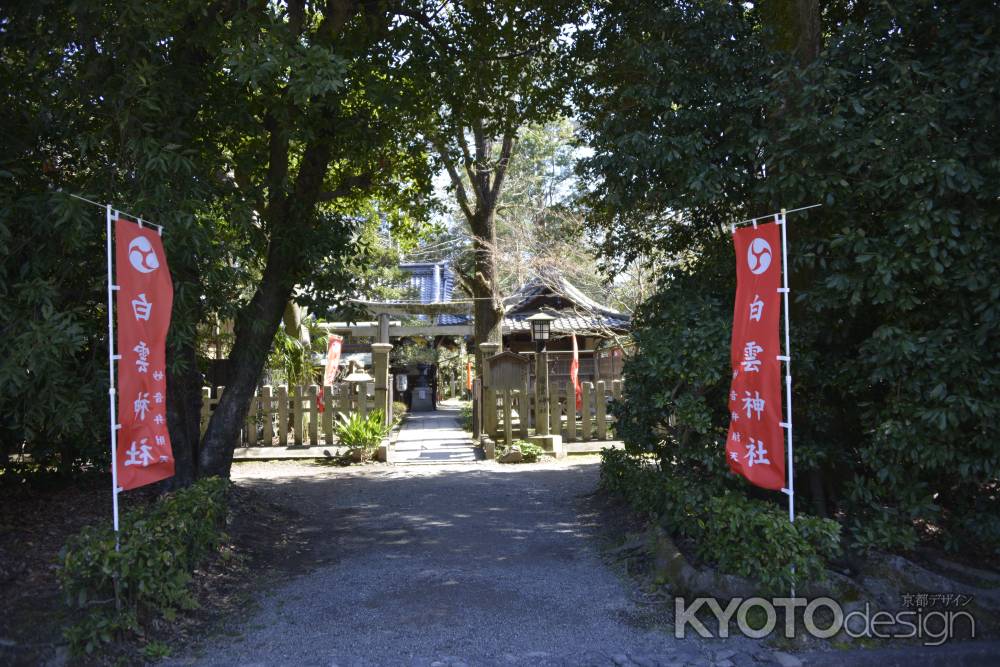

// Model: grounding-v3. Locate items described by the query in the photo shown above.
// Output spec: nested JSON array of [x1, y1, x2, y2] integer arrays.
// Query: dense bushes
[[601, 449, 840, 592], [58, 477, 229, 655], [578, 0, 1000, 554]]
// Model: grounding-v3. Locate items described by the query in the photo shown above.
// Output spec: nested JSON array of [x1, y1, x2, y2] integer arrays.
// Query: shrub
[[334, 410, 391, 457], [58, 477, 230, 656], [496, 439, 545, 463], [459, 402, 473, 432], [392, 400, 408, 422], [600, 449, 840, 592], [580, 0, 1000, 556]]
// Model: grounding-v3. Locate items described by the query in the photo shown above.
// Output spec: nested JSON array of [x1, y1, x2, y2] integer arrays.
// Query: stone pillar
[[479, 342, 500, 437], [371, 343, 392, 426], [377, 313, 391, 344], [535, 348, 550, 436]]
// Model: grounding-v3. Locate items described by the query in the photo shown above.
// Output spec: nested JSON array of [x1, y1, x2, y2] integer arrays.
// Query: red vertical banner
[[726, 223, 785, 490], [570, 333, 582, 410], [318, 334, 343, 413], [115, 218, 174, 490], [466, 359, 473, 391]]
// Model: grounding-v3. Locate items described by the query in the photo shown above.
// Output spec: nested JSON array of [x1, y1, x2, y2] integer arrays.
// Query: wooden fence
[[486, 379, 622, 446], [200, 383, 379, 448]]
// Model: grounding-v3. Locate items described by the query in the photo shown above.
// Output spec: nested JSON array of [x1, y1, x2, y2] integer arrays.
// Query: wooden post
[[262, 385, 273, 445], [479, 342, 500, 437], [596, 380, 608, 440], [277, 385, 289, 446], [503, 389, 513, 447], [522, 374, 532, 433], [358, 383, 368, 418], [200, 387, 212, 436], [549, 386, 560, 436], [371, 343, 392, 426], [581, 381, 593, 441], [308, 384, 319, 446], [612, 379, 622, 400], [246, 388, 258, 446], [322, 384, 334, 444], [339, 382, 351, 416], [565, 384, 577, 442], [291, 385, 304, 446]]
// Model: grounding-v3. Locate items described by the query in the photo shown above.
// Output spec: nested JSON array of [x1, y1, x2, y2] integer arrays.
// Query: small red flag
[[318, 334, 343, 413], [466, 359, 473, 391], [570, 333, 582, 411], [115, 218, 174, 490], [725, 223, 785, 491]]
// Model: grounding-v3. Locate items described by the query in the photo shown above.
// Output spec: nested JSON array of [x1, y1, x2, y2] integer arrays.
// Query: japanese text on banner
[[725, 223, 785, 490], [115, 218, 175, 490]]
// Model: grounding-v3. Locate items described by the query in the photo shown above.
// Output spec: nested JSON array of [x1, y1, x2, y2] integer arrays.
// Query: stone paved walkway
[[391, 402, 480, 465]]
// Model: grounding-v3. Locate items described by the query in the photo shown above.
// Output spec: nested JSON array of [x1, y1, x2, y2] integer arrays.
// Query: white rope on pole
[[106, 205, 121, 551], [777, 207, 796, 597], [68, 192, 164, 233], [730, 203, 822, 233]]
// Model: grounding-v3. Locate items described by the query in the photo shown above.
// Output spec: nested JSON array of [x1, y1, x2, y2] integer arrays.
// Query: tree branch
[[455, 125, 479, 201], [317, 172, 375, 202], [489, 129, 516, 206], [430, 134, 474, 220]]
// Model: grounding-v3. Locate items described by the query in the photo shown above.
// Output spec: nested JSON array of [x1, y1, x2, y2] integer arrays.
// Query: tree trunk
[[165, 335, 204, 488], [198, 132, 334, 478], [198, 243, 296, 477], [469, 209, 503, 437]]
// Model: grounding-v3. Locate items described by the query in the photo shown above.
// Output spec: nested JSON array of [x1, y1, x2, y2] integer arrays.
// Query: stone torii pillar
[[371, 343, 392, 426]]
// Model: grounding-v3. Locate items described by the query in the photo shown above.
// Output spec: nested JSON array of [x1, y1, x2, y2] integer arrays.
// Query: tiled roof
[[502, 271, 630, 334], [353, 265, 628, 334], [397, 262, 470, 326], [502, 313, 630, 335]]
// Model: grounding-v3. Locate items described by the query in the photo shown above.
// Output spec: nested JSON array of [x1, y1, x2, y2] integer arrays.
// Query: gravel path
[[170, 458, 768, 666]]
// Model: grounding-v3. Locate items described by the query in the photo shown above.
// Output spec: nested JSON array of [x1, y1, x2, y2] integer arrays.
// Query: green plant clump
[[334, 410, 391, 458], [600, 449, 840, 592], [458, 402, 473, 432], [496, 439, 545, 463], [57, 477, 230, 656]]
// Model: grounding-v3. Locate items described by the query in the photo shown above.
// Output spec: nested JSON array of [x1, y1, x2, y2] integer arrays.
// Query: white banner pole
[[106, 205, 121, 551], [777, 208, 795, 596]]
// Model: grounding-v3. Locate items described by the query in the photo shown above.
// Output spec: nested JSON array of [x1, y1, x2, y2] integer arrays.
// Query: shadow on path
[[175, 461, 736, 666]]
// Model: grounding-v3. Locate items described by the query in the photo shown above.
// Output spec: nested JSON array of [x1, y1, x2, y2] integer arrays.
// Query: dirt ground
[[0, 471, 311, 666]]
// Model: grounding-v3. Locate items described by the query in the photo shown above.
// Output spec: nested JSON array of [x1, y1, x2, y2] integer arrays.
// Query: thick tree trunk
[[759, 0, 821, 66], [165, 335, 204, 488], [469, 209, 503, 437], [198, 133, 334, 478], [198, 245, 296, 477]]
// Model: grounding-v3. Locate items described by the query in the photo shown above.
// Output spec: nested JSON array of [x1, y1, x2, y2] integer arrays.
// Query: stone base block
[[529, 434, 564, 458]]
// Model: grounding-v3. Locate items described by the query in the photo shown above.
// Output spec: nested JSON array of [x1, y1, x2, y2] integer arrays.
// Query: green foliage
[[1, 0, 438, 480], [600, 449, 840, 592], [578, 0, 1000, 554], [392, 401, 409, 422], [58, 477, 229, 656], [496, 439, 545, 463], [458, 402, 474, 432], [334, 410, 391, 454], [391, 339, 438, 367]]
